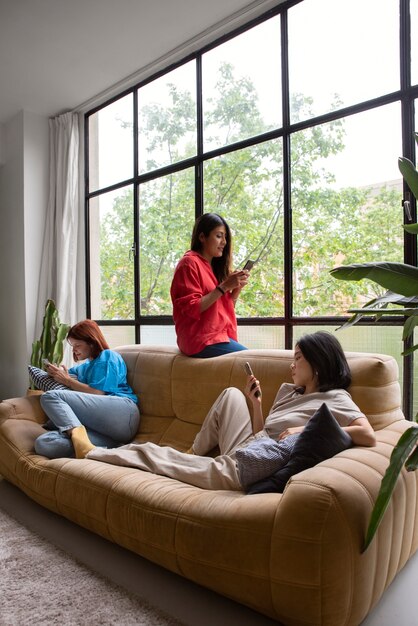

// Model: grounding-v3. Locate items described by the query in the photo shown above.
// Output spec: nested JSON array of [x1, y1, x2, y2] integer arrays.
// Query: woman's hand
[[245, 374, 262, 403], [45, 363, 71, 385], [278, 426, 304, 440], [45, 362, 103, 395], [244, 374, 264, 433], [220, 270, 249, 293]]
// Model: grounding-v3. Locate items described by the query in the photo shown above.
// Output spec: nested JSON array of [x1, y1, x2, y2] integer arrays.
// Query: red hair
[[67, 320, 109, 360]]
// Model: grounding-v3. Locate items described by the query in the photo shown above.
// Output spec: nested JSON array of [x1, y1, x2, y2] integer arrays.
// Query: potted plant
[[29, 299, 70, 390], [330, 133, 418, 551]]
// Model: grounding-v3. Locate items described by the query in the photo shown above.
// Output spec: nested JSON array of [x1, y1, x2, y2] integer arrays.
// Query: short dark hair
[[296, 331, 351, 391], [190, 213, 232, 282]]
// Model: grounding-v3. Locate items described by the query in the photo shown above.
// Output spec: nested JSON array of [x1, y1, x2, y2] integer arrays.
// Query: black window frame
[[84, 0, 418, 417]]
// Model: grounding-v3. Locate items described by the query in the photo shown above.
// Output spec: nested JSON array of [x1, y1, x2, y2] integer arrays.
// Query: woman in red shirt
[[170, 213, 249, 357]]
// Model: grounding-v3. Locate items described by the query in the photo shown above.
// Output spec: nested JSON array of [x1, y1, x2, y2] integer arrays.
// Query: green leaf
[[30, 340, 41, 369], [398, 156, 418, 201], [403, 223, 418, 235], [40, 299, 56, 359], [402, 343, 418, 356], [405, 445, 418, 471], [403, 314, 418, 340], [330, 263, 418, 297], [51, 323, 70, 364], [335, 312, 364, 332], [363, 426, 418, 551]]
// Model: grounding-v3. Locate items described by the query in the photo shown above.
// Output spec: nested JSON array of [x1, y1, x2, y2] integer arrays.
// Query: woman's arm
[[244, 375, 264, 433], [46, 364, 105, 395], [342, 417, 376, 447], [200, 270, 249, 313], [199, 286, 227, 312], [229, 270, 249, 306], [278, 416, 376, 446]]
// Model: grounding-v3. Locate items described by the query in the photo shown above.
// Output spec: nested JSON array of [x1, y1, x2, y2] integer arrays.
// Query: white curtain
[[35, 112, 80, 355]]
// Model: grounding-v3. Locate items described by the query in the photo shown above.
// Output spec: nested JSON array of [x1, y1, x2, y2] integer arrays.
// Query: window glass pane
[[203, 16, 281, 151], [88, 94, 133, 192], [203, 140, 284, 316], [89, 187, 134, 320], [138, 169, 195, 315], [141, 325, 177, 346], [138, 61, 196, 174], [293, 325, 404, 399], [99, 325, 135, 348], [292, 103, 403, 316], [288, 0, 399, 122], [412, 0, 418, 86], [238, 325, 284, 349]]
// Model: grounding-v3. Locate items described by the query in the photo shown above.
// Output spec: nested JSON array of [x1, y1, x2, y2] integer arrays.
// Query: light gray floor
[[0, 477, 416, 626]]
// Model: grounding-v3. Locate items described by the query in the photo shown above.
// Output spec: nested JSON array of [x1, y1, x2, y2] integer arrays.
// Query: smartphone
[[242, 259, 255, 271], [244, 361, 261, 397]]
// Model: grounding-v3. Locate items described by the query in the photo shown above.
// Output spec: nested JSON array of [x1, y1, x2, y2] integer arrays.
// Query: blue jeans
[[191, 339, 248, 358], [34, 390, 140, 459]]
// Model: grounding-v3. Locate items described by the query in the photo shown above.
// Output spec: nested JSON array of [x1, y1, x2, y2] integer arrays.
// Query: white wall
[[0, 110, 49, 399], [23, 111, 49, 359], [0, 123, 5, 166]]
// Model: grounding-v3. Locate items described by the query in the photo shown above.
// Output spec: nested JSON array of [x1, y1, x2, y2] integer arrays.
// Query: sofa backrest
[[116, 346, 404, 449]]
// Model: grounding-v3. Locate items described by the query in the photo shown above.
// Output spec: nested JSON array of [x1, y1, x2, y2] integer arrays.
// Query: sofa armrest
[[0, 395, 47, 425], [267, 419, 418, 625]]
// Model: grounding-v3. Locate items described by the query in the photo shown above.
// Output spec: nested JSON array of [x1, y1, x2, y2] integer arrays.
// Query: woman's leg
[[192, 387, 253, 456], [87, 442, 242, 491], [40, 391, 139, 442], [34, 431, 75, 458], [34, 425, 122, 459], [191, 339, 247, 358]]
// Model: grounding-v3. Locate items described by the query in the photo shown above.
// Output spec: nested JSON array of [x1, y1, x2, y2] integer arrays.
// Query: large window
[[86, 0, 418, 417]]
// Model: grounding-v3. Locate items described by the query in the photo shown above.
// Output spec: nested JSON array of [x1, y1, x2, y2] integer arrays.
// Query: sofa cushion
[[247, 402, 353, 494], [28, 366, 69, 392]]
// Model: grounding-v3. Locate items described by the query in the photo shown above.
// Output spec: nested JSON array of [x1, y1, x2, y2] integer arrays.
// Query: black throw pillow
[[247, 402, 353, 495]]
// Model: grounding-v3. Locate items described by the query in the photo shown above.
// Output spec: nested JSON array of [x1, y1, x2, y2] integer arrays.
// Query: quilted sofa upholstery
[[0, 345, 417, 626]]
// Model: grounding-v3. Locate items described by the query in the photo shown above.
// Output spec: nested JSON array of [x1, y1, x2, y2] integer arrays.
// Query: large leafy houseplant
[[330, 133, 418, 551], [30, 299, 70, 388]]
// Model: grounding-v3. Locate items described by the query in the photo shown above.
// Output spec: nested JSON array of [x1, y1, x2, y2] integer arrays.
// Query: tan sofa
[[0, 345, 417, 626]]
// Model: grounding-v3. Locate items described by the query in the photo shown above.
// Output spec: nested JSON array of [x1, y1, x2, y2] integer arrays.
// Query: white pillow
[[28, 366, 69, 392]]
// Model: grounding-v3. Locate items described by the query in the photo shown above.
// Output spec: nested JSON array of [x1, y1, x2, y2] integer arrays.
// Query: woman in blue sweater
[[34, 319, 140, 459]]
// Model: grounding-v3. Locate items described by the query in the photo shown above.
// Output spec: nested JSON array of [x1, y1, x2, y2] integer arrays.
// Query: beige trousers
[[87, 388, 253, 491], [192, 387, 253, 455]]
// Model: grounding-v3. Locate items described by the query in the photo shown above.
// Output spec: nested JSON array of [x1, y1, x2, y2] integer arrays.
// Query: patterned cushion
[[235, 434, 298, 488], [28, 366, 69, 392]]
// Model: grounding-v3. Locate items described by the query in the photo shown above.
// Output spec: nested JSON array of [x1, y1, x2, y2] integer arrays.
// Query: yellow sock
[[71, 426, 96, 459]]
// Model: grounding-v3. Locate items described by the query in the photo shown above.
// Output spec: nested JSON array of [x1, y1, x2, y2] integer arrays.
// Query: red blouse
[[170, 251, 238, 356]]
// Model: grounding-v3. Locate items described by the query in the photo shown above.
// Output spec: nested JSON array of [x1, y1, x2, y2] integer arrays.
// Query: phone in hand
[[242, 259, 255, 271], [244, 361, 261, 397]]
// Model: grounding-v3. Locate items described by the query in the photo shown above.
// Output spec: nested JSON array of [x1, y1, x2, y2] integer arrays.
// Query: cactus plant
[[30, 299, 70, 376]]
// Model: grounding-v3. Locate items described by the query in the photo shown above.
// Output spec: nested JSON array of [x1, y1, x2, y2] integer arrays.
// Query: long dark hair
[[190, 213, 232, 282], [296, 331, 351, 391], [67, 319, 109, 360]]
